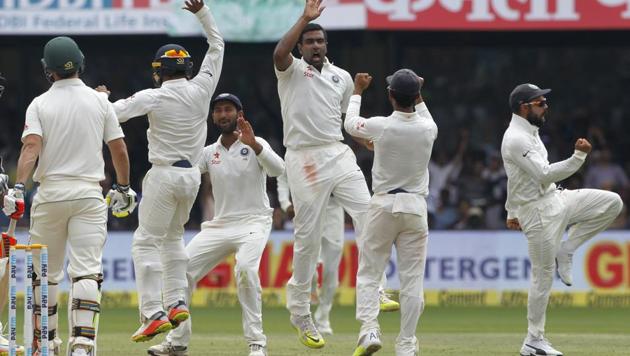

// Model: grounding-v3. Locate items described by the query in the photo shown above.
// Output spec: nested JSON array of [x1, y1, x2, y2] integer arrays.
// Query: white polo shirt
[[344, 95, 437, 196], [22, 78, 124, 200], [275, 56, 353, 149], [501, 114, 587, 219], [112, 6, 224, 166], [199, 136, 285, 223]]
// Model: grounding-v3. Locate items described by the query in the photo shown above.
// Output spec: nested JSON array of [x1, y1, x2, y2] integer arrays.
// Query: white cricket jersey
[[344, 95, 437, 196], [199, 136, 285, 222], [275, 56, 353, 149], [112, 6, 223, 166], [22, 78, 124, 199], [501, 114, 587, 219]]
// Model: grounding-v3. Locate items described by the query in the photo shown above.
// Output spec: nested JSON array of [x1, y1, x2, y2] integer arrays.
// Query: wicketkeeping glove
[[2, 183, 25, 220], [106, 183, 138, 218]]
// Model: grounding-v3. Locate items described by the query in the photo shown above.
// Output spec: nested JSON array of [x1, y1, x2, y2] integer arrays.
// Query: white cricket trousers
[[132, 165, 201, 319], [29, 186, 108, 350], [285, 142, 371, 316], [313, 198, 345, 327], [356, 194, 428, 352], [167, 215, 271, 347], [518, 188, 622, 338]]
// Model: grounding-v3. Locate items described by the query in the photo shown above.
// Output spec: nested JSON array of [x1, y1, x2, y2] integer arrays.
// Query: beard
[[215, 117, 237, 134], [526, 111, 545, 128]]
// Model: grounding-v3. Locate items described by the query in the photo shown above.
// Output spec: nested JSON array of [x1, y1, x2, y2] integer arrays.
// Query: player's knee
[[610, 193, 623, 216], [235, 264, 259, 284]]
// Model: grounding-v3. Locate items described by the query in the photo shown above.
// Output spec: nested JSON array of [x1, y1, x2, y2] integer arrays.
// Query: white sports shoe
[[555, 250, 573, 286], [147, 341, 189, 356], [520, 336, 563, 356], [248, 344, 266, 356], [352, 329, 382, 356]]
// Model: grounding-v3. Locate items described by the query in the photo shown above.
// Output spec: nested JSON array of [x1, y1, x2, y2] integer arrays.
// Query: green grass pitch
[[8, 305, 629, 355]]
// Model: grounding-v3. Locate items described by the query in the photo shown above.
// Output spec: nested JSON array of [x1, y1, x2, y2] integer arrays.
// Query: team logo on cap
[[332, 75, 340, 83], [64, 61, 74, 70], [240, 147, 249, 156]]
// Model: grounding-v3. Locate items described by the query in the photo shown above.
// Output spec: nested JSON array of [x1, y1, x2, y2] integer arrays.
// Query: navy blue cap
[[509, 83, 551, 110], [211, 93, 243, 111], [386, 69, 421, 96]]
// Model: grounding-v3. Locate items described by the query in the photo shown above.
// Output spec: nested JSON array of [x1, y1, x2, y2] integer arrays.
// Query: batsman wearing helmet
[[97, 0, 224, 343], [2, 36, 134, 356]]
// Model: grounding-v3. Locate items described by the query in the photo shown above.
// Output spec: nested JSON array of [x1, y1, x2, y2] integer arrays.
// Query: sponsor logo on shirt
[[304, 67, 314, 78], [211, 151, 221, 165]]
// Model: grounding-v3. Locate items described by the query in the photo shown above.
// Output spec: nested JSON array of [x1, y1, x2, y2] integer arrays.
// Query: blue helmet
[[151, 44, 193, 87]]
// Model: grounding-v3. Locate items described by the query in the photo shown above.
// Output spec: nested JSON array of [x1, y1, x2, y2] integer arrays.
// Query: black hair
[[390, 90, 416, 108], [511, 101, 523, 115], [299, 23, 327, 44], [55, 69, 78, 79]]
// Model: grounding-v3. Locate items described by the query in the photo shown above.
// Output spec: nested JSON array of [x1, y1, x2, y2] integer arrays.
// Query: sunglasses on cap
[[161, 49, 190, 58], [525, 99, 548, 108]]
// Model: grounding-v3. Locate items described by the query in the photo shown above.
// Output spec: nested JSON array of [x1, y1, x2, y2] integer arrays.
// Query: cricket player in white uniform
[[345, 70, 436, 356], [273, 0, 398, 348], [277, 172, 344, 335], [97, 0, 224, 342], [148, 94, 285, 356], [2, 36, 135, 356], [501, 84, 623, 356]]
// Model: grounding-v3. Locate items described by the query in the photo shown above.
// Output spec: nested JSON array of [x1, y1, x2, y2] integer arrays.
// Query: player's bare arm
[[16, 134, 42, 183], [107, 138, 130, 186], [183, 0, 204, 14], [237, 116, 263, 155], [273, 0, 325, 71]]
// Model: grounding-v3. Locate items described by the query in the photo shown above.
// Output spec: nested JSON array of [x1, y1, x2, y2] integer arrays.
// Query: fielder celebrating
[[345, 70, 436, 356], [149, 94, 284, 356], [2, 36, 134, 356], [98, 0, 224, 342], [273, 0, 398, 348], [501, 84, 623, 356], [276, 172, 344, 335]]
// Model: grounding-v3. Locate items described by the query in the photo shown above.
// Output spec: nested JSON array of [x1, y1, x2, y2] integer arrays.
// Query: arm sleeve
[[190, 6, 225, 95], [276, 171, 292, 212], [340, 72, 354, 114], [274, 55, 299, 79], [112, 89, 156, 123], [343, 95, 385, 140], [103, 102, 125, 143], [255, 138, 285, 178], [198, 147, 210, 174], [507, 139, 587, 187], [22, 99, 43, 141]]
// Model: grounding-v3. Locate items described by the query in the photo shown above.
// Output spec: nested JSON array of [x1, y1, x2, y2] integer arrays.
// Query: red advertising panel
[[359, 0, 630, 30]]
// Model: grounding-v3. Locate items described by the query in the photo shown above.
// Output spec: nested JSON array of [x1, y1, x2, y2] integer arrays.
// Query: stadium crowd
[[1, 35, 629, 231]]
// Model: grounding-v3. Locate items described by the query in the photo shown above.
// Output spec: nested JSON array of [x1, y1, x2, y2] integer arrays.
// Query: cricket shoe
[[520, 336, 563, 356], [167, 301, 190, 328], [379, 291, 400, 312], [555, 250, 573, 286], [147, 341, 189, 356], [69, 338, 94, 356], [290, 314, 325, 349], [352, 329, 382, 356], [248, 344, 266, 356], [0, 333, 24, 356], [132, 311, 173, 342]]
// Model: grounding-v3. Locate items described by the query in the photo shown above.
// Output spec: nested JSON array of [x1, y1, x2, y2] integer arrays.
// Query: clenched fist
[[574, 138, 592, 154], [353, 73, 372, 95]]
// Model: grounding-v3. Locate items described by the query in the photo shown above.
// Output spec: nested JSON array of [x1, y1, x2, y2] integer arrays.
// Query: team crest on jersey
[[240, 147, 249, 156], [331, 75, 340, 83]]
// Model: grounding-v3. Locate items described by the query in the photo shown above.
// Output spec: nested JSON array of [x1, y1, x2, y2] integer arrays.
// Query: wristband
[[14, 183, 25, 192], [114, 183, 130, 193]]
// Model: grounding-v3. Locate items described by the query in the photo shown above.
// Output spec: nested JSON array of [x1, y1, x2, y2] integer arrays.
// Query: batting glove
[[0, 173, 8, 195], [3, 183, 25, 220], [106, 183, 137, 218]]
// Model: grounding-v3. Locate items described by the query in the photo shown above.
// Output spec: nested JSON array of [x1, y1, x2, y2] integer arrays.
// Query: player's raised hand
[[95, 85, 110, 97], [183, 0, 204, 13], [353, 73, 372, 94], [302, 0, 325, 22], [575, 138, 592, 154], [237, 116, 264, 154]]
